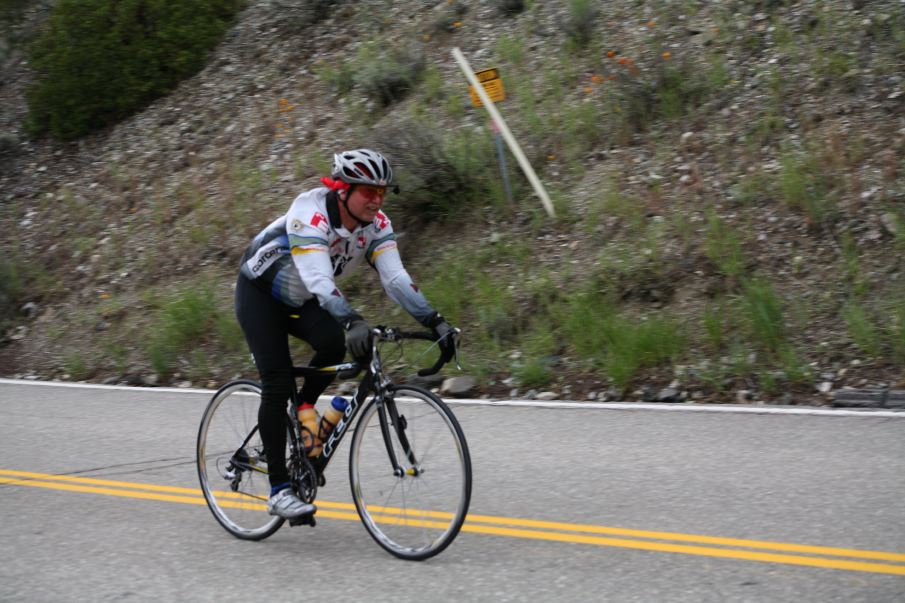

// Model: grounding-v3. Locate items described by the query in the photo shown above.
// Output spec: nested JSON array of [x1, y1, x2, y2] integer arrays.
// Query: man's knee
[[310, 327, 346, 364], [259, 369, 294, 407]]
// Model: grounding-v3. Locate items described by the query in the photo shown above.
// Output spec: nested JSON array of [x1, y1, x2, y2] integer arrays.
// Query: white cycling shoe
[[267, 488, 317, 519]]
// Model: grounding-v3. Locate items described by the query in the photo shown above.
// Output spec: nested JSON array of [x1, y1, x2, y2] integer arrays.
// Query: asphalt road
[[1, 380, 903, 602]]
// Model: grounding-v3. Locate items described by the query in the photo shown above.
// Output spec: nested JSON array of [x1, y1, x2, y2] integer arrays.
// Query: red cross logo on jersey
[[310, 212, 329, 233]]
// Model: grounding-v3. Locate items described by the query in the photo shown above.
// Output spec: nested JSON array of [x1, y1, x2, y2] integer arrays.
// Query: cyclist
[[235, 148, 456, 520]]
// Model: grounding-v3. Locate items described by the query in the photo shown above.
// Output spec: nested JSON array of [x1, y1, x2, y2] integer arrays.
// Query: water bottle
[[298, 406, 322, 456], [318, 396, 349, 441]]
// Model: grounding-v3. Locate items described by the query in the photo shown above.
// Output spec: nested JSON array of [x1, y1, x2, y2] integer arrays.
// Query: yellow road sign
[[469, 67, 506, 107]]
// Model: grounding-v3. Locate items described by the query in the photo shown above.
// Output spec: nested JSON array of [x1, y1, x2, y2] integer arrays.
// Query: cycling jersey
[[240, 187, 436, 326]]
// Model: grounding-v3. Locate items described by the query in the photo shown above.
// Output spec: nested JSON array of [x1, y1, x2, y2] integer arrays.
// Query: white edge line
[[1, 378, 902, 418]]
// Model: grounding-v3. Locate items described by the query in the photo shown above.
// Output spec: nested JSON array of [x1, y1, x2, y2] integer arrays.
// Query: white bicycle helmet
[[332, 149, 394, 186]]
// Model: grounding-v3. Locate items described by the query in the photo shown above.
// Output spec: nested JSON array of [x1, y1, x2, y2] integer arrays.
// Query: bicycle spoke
[[349, 386, 471, 560], [197, 381, 285, 540]]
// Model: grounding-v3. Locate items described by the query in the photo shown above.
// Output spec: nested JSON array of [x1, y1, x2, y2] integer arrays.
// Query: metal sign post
[[467, 68, 513, 206], [453, 47, 555, 218], [489, 119, 514, 206]]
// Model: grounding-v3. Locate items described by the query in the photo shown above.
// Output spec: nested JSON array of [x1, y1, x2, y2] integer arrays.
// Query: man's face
[[346, 184, 387, 223]]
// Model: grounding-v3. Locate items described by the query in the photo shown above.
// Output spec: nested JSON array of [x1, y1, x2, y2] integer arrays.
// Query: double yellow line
[[3, 468, 904, 576]]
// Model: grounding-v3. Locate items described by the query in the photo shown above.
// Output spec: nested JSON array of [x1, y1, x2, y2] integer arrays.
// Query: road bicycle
[[196, 327, 472, 560]]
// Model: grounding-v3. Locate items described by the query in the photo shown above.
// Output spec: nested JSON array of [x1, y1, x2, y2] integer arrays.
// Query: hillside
[[1, 0, 904, 405]]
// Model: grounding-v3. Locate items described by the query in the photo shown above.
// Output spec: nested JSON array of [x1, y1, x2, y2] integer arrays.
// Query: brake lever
[[451, 328, 462, 371]]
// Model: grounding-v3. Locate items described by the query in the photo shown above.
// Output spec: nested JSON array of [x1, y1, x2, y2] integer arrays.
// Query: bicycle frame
[[287, 330, 423, 479]]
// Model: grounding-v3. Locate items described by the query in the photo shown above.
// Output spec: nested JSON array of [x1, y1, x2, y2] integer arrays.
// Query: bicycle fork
[[377, 396, 422, 477]]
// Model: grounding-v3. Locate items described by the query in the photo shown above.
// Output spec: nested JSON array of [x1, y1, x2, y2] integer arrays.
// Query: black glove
[[345, 319, 372, 358], [430, 315, 457, 358]]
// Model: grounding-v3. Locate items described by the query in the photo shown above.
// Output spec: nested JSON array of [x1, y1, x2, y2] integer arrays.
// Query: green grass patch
[[314, 59, 354, 96], [730, 171, 774, 205], [889, 295, 905, 363], [779, 147, 842, 230], [843, 302, 881, 357], [511, 324, 557, 389], [561, 292, 686, 389], [495, 33, 527, 65], [840, 291, 905, 364], [840, 233, 869, 298], [740, 278, 787, 355], [702, 301, 728, 352], [704, 210, 746, 284], [63, 352, 92, 381], [145, 284, 228, 376]]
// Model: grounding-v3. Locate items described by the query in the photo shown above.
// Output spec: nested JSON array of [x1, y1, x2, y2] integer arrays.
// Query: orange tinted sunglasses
[[358, 185, 387, 201]]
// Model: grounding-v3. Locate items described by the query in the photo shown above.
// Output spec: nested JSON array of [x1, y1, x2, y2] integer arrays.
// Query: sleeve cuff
[[423, 312, 443, 328]]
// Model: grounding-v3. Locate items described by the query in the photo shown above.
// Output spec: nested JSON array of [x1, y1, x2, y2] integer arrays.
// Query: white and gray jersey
[[240, 187, 436, 326]]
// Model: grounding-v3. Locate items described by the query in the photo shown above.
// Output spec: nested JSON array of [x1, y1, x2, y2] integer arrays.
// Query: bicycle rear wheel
[[349, 385, 472, 560], [196, 380, 284, 540]]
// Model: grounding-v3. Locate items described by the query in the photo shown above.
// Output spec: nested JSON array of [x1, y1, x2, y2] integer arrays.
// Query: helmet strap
[[339, 185, 372, 228]]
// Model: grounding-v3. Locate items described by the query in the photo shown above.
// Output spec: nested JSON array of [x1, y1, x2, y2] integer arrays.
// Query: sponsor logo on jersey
[[374, 211, 389, 231], [332, 254, 353, 277], [250, 246, 286, 274], [357, 235, 366, 249], [410, 283, 420, 293], [310, 212, 329, 234]]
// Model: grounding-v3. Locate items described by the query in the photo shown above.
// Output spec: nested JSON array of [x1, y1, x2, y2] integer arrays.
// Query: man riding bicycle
[[234, 149, 456, 520]]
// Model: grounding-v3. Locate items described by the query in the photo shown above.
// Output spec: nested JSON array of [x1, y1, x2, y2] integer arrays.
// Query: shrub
[[26, 0, 242, 140], [375, 118, 498, 221], [615, 57, 727, 134], [562, 0, 597, 50], [495, 0, 525, 17], [315, 60, 355, 95], [0, 132, 19, 156], [354, 43, 425, 107], [274, 0, 335, 29]]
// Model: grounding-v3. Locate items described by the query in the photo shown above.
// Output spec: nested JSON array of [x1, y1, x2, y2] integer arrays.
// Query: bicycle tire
[[196, 379, 285, 540], [349, 385, 472, 560]]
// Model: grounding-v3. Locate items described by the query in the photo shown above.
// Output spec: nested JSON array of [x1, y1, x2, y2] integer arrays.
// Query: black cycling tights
[[235, 274, 346, 487]]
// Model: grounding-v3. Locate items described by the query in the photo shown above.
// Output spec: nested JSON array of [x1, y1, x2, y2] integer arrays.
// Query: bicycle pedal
[[289, 514, 317, 528]]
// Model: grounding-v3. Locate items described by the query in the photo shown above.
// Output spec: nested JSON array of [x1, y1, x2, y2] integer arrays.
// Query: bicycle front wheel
[[349, 385, 472, 560], [196, 380, 284, 540]]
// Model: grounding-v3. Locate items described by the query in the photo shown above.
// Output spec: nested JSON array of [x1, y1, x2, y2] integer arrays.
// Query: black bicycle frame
[[278, 326, 451, 481], [288, 365, 408, 478]]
